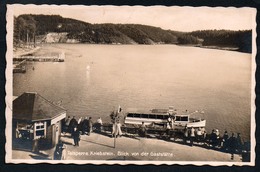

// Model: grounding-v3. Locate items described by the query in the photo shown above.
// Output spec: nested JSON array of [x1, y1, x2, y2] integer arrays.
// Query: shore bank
[[13, 46, 41, 57], [13, 43, 242, 59]]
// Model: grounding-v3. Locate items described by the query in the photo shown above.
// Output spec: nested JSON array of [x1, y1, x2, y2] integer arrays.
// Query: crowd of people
[[173, 126, 248, 160], [137, 121, 249, 160], [62, 113, 124, 145], [62, 116, 103, 146]]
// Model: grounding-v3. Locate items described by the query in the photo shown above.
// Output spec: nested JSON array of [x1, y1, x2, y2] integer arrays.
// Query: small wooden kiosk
[[13, 92, 66, 149]]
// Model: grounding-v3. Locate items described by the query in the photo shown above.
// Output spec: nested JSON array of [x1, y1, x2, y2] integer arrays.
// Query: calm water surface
[[13, 44, 252, 140]]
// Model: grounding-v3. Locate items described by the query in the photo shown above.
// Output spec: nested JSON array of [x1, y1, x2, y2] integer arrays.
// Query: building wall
[[51, 121, 62, 147], [13, 114, 65, 149], [46, 122, 53, 147]]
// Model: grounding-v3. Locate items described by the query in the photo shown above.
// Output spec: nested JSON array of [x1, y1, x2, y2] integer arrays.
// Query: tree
[[14, 15, 37, 46]]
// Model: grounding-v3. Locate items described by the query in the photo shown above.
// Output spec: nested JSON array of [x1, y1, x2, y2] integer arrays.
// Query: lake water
[[13, 44, 252, 140]]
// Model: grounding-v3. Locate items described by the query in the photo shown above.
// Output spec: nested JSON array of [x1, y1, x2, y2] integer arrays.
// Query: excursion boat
[[124, 107, 206, 130]]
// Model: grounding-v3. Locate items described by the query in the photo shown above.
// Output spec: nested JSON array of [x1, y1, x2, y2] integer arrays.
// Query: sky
[[9, 4, 255, 32]]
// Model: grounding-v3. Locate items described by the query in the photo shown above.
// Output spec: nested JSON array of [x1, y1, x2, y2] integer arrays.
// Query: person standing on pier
[[228, 133, 237, 160], [167, 115, 172, 126], [53, 140, 67, 160], [236, 133, 243, 154], [81, 117, 89, 135], [88, 117, 93, 136], [96, 117, 103, 133], [183, 125, 189, 144], [115, 119, 122, 137], [68, 116, 78, 134], [111, 111, 117, 137], [77, 117, 84, 133], [110, 107, 122, 137], [209, 129, 217, 147], [196, 127, 202, 144], [202, 130, 208, 144], [63, 116, 71, 134], [139, 122, 147, 137], [166, 121, 171, 139], [72, 127, 80, 146], [222, 130, 229, 151], [215, 129, 221, 147], [112, 116, 122, 138], [190, 127, 195, 146]]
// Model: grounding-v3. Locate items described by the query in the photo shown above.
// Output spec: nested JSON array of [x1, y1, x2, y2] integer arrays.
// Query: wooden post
[[33, 32, 36, 47], [114, 133, 116, 148], [26, 30, 29, 46]]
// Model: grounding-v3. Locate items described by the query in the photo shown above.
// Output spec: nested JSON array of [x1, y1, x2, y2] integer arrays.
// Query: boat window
[[157, 115, 164, 119], [175, 116, 189, 121], [175, 116, 181, 121], [127, 113, 134, 117], [149, 114, 157, 119], [133, 113, 141, 118], [163, 115, 169, 119], [140, 114, 149, 118], [181, 116, 189, 121]]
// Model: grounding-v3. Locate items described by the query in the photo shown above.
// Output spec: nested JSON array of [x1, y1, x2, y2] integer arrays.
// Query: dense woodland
[[14, 14, 252, 53]]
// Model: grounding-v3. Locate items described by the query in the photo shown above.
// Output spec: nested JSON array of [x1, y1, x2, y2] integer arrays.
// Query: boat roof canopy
[[126, 108, 168, 115], [126, 108, 192, 116]]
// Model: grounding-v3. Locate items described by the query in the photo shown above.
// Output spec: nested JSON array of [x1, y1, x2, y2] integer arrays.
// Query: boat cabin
[[124, 108, 170, 125]]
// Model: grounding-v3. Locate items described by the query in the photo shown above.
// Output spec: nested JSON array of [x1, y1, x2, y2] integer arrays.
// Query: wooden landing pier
[[13, 52, 65, 62], [13, 60, 26, 73], [13, 52, 65, 73]]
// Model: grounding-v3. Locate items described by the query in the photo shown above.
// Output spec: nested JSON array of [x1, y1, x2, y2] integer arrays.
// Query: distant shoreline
[[179, 44, 242, 53], [13, 43, 246, 58]]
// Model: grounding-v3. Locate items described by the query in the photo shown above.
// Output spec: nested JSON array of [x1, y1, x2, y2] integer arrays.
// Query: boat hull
[[124, 117, 206, 129], [173, 119, 206, 129], [124, 117, 166, 126]]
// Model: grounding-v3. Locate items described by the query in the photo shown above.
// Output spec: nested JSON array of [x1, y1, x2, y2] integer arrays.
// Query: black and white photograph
[[5, 4, 256, 165]]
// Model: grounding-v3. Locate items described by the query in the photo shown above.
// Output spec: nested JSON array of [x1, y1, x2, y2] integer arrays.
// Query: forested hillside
[[14, 14, 252, 53], [190, 30, 252, 53]]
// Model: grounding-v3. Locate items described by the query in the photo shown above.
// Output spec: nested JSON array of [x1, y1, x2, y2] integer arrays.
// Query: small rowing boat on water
[[124, 106, 206, 130]]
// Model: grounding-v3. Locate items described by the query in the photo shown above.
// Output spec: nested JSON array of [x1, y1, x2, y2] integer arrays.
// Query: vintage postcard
[[5, 4, 256, 166]]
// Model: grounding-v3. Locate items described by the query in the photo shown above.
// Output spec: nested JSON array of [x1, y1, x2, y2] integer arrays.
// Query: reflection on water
[[86, 65, 90, 86], [13, 44, 252, 140]]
